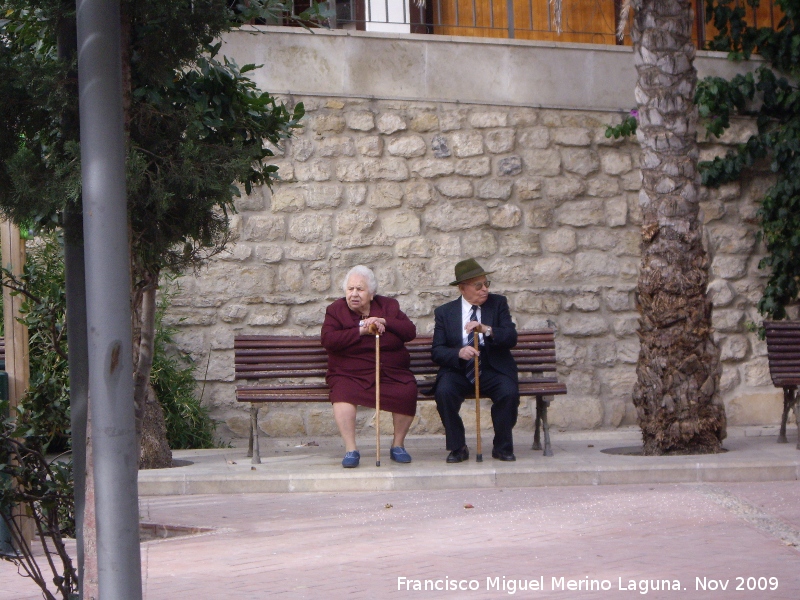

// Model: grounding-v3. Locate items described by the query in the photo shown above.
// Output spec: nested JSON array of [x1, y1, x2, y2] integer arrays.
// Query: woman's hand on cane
[[360, 317, 385, 335]]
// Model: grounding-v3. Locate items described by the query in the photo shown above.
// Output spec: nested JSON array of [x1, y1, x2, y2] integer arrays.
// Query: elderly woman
[[321, 265, 418, 468]]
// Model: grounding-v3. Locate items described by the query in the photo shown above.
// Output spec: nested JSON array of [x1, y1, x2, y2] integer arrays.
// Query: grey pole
[[75, 1, 143, 598]]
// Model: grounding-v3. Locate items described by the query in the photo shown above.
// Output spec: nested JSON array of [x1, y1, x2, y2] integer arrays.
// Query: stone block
[[726, 391, 783, 426], [219, 303, 248, 324], [522, 149, 561, 176], [436, 178, 473, 198], [604, 289, 632, 312], [346, 110, 375, 131], [498, 232, 540, 256], [425, 201, 489, 232], [605, 197, 629, 227], [699, 200, 726, 223], [260, 410, 306, 437], [553, 127, 592, 146], [234, 190, 265, 212], [564, 292, 600, 312], [387, 135, 427, 158], [368, 183, 404, 208], [469, 230, 499, 256], [381, 211, 421, 238], [431, 134, 451, 158], [305, 184, 343, 209], [545, 177, 585, 202], [291, 139, 314, 162], [395, 237, 432, 258], [531, 256, 574, 278], [587, 176, 620, 197], [312, 114, 346, 134], [509, 108, 538, 126], [518, 127, 550, 149], [711, 255, 748, 279], [376, 113, 407, 134], [555, 200, 604, 227], [490, 203, 522, 228], [477, 179, 514, 200], [718, 366, 740, 394], [295, 160, 331, 182], [615, 339, 640, 364], [288, 214, 333, 243], [541, 228, 577, 253], [451, 131, 484, 157], [708, 225, 756, 254], [225, 415, 251, 438], [439, 109, 468, 131], [242, 215, 286, 241], [406, 181, 434, 207], [497, 155, 523, 176], [336, 208, 378, 236], [548, 395, 603, 429], [516, 291, 561, 314], [317, 136, 355, 157], [218, 244, 252, 262], [365, 158, 409, 181], [516, 177, 544, 200], [561, 148, 600, 176], [613, 315, 639, 336], [575, 251, 623, 277], [707, 280, 735, 307], [713, 308, 744, 332], [600, 150, 633, 175], [284, 243, 327, 261], [411, 159, 455, 178], [525, 199, 555, 228], [720, 334, 749, 361], [455, 157, 492, 177], [357, 135, 383, 157], [469, 111, 508, 128], [269, 188, 306, 213], [560, 314, 609, 336], [293, 305, 327, 328], [485, 129, 516, 154], [305, 407, 339, 436], [410, 112, 439, 132], [278, 263, 304, 292], [743, 357, 772, 387], [620, 170, 642, 191], [247, 304, 289, 327], [325, 99, 345, 110]]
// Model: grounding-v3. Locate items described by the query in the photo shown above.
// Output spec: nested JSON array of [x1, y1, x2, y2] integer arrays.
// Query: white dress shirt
[[460, 296, 485, 347]]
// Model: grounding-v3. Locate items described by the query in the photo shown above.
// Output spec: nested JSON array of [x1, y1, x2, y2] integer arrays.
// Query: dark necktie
[[465, 305, 482, 384]]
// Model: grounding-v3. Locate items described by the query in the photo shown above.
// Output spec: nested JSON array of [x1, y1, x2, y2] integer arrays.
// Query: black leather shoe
[[491, 449, 516, 461], [446, 446, 469, 463]]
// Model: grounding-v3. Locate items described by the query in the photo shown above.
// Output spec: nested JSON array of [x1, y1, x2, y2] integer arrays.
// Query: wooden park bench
[[235, 330, 567, 463], [764, 321, 800, 449]]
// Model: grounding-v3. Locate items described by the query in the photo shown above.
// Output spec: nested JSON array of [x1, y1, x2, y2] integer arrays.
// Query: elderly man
[[431, 258, 520, 462]]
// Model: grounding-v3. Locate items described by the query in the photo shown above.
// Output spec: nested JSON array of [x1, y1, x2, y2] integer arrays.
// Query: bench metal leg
[[792, 389, 800, 450], [778, 387, 794, 443], [532, 396, 553, 457], [250, 404, 261, 464]]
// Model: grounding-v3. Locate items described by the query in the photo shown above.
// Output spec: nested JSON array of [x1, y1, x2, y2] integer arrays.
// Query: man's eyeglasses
[[463, 280, 490, 291]]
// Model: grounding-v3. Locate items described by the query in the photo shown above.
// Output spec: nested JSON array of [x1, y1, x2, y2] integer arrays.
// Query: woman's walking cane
[[370, 324, 382, 467], [474, 330, 483, 462]]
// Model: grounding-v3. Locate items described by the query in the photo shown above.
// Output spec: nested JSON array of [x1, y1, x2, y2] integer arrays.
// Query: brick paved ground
[[2, 481, 798, 599]]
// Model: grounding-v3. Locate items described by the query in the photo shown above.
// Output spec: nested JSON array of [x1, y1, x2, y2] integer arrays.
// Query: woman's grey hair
[[343, 265, 378, 295]]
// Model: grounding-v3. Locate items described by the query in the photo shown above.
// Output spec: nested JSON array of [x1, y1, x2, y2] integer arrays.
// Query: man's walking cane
[[474, 330, 483, 462], [370, 324, 381, 466]]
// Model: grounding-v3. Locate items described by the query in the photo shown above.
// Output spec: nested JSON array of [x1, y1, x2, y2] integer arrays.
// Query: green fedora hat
[[449, 258, 494, 286]]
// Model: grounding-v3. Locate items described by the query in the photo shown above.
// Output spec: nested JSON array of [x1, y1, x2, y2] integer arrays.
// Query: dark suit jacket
[[431, 293, 518, 392]]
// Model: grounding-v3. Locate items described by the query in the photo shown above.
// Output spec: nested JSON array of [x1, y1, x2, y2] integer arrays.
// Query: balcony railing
[[285, 0, 781, 47]]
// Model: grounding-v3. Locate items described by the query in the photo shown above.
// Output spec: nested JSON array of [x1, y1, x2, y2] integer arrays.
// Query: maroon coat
[[321, 296, 418, 415]]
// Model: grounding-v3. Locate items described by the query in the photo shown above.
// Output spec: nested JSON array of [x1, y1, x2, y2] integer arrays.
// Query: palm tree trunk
[[631, 0, 726, 454]]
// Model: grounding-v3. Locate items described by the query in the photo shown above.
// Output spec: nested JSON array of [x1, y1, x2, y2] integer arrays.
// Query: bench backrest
[[235, 330, 560, 383], [765, 321, 800, 388]]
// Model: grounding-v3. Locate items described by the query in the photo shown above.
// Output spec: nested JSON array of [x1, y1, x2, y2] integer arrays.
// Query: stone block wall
[[166, 95, 780, 442]]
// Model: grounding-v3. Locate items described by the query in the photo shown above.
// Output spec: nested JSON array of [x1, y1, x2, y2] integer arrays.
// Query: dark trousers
[[435, 366, 520, 454]]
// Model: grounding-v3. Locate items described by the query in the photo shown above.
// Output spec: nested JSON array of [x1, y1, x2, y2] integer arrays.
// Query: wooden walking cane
[[474, 329, 483, 462], [370, 324, 381, 467]]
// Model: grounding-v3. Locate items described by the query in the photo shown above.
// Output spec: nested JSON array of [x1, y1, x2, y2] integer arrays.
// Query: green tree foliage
[[696, 0, 800, 319]]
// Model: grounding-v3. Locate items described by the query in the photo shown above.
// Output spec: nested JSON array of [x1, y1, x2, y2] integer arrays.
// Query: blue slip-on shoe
[[389, 446, 412, 463], [342, 450, 360, 468]]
